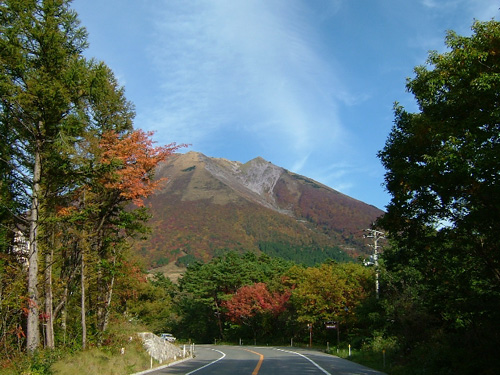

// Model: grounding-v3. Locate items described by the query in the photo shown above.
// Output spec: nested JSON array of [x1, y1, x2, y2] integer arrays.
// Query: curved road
[[136, 345, 385, 375]]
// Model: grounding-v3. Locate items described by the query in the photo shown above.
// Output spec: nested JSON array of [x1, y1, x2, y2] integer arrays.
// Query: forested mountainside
[[133, 151, 383, 267]]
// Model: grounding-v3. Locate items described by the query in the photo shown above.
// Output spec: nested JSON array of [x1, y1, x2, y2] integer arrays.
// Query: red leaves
[[223, 283, 290, 324], [99, 130, 186, 206], [8, 325, 25, 340]]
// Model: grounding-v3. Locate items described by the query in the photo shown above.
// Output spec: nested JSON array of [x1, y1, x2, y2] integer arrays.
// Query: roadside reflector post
[[308, 323, 313, 348]]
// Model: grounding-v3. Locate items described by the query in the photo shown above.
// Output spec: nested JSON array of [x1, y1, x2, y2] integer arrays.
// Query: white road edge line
[[132, 357, 192, 375], [276, 349, 331, 375], [186, 348, 226, 375]]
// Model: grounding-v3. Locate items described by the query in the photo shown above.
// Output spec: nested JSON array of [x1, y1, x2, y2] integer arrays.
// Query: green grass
[[334, 347, 388, 372], [331, 347, 417, 375], [49, 319, 177, 375]]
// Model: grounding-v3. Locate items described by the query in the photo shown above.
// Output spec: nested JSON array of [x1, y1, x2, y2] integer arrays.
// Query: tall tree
[[44, 60, 137, 347], [378, 20, 500, 372], [379, 20, 500, 282], [0, 0, 181, 353], [91, 129, 181, 333], [0, 0, 90, 353]]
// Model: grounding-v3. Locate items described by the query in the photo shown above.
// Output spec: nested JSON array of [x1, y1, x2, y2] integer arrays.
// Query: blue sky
[[72, 0, 499, 210]]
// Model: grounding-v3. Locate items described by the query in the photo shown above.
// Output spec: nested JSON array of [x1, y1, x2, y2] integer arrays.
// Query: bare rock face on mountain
[[133, 152, 384, 268]]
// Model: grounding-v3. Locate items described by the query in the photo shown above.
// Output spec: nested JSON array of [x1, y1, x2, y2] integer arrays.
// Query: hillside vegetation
[[133, 151, 383, 267]]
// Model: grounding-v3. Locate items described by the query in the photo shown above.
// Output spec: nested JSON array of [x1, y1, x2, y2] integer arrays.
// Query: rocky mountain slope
[[133, 152, 384, 267]]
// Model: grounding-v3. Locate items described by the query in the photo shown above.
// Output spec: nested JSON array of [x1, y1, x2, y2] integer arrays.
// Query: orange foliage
[[56, 205, 77, 217], [99, 130, 185, 206]]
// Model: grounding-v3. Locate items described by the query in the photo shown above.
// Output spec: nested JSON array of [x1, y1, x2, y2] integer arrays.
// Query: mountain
[[133, 151, 384, 268]]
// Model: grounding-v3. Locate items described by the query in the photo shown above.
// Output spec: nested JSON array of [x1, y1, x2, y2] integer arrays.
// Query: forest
[[0, 0, 184, 367], [1, 1, 499, 374], [167, 252, 374, 345]]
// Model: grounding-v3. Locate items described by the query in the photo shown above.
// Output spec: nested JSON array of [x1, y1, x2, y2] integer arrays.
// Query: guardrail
[[137, 332, 193, 366]]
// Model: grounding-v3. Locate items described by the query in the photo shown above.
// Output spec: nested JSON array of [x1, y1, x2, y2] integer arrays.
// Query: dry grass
[[50, 318, 180, 375], [147, 262, 187, 283], [51, 340, 151, 375], [0, 319, 177, 375]]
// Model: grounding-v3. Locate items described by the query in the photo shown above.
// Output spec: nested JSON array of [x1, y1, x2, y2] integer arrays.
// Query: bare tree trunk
[[54, 243, 79, 348], [214, 298, 224, 340], [53, 242, 80, 322], [61, 305, 67, 347], [97, 256, 115, 333], [100, 274, 114, 333], [95, 227, 114, 335], [44, 246, 54, 349], [81, 250, 86, 349], [27, 147, 41, 354]]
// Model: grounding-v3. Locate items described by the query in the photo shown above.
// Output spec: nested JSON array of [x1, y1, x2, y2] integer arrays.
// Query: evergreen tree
[[0, 0, 182, 353], [0, 0, 92, 353]]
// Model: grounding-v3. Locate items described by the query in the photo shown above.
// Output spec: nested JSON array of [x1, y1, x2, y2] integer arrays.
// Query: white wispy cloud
[[141, 0, 349, 171], [420, 0, 459, 9], [311, 162, 358, 194], [420, 0, 499, 22], [72, 0, 498, 210]]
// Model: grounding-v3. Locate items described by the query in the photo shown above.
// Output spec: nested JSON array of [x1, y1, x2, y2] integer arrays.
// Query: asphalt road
[[136, 345, 385, 375]]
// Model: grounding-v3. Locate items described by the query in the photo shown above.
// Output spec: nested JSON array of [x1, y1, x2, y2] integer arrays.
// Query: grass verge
[[0, 319, 172, 375], [50, 339, 151, 375]]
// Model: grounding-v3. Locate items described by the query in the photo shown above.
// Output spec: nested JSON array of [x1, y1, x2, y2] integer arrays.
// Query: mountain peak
[[246, 156, 268, 164], [141, 151, 384, 266], [238, 157, 282, 198]]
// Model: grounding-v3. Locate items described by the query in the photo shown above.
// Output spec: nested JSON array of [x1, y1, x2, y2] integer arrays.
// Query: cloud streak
[[142, 0, 348, 173]]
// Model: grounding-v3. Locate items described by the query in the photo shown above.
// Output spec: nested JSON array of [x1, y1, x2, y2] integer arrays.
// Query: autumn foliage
[[100, 130, 185, 206], [0, 0, 188, 360], [175, 252, 376, 345], [223, 283, 290, 324]]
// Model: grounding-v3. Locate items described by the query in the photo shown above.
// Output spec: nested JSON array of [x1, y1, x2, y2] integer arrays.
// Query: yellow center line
[[243, 348, 264, 375]]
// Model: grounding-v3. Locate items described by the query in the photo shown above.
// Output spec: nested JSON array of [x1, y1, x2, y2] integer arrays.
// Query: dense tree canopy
[[289, 263, 373, 325], [379, 20, 500, 280], [0, 0, 182, 356], [378, 20, 500, 373], [171, 252, 374, 345], [0, 0, 97, 353]]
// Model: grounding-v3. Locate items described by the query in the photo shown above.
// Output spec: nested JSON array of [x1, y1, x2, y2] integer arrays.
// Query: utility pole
[[364, 229, 385, 299]]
